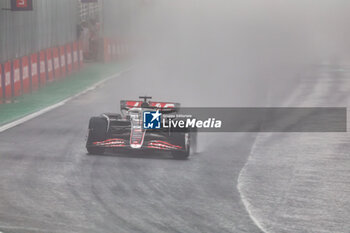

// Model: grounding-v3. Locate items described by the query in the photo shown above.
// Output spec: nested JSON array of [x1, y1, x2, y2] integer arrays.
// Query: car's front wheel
[[86, 117, 107, 155], [172, 132, 190, 160]]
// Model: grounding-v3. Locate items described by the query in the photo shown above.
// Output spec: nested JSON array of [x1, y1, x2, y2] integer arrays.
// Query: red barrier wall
[[52, 48, 60, 78], [4, 62, 12, 99], [103, 38, 131, 62], [0, 40, 91, 101], [39, 51, 47, 87], [120, 40, 125, 57], [78, 41, 84, 67], [59, 46, 66, 77], [13, 59, 21, 97], [21, 56, 30, 94], [104, 38, 111, 62], [66, 44, 73, 74], [73, 42, 79, 70], [111, 39, 117, 60], [117, 40, 122, 58], [0, 64, 3, 101], [30, 53, 39, 91], [46, 48, 54, 81]]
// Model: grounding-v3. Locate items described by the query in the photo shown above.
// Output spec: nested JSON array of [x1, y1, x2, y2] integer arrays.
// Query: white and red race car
[[86, 96, 197, 159]]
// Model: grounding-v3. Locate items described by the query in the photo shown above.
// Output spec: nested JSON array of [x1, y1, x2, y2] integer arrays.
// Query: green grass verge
[[0, 62, 127, 126]]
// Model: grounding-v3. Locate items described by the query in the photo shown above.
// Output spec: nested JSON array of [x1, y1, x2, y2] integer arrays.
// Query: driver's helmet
[[141, 101, 150, 108]]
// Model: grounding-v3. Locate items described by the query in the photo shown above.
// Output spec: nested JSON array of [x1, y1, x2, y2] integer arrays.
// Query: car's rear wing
[[120, 100, 180, 112]]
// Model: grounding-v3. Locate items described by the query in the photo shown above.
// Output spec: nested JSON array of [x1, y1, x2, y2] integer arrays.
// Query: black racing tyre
[[86, 117, 107, 155], [172, 132, 191, 160], [190, 131, 198, 154]]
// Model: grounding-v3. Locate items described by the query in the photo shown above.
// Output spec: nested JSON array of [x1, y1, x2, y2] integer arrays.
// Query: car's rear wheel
[[191, 130, 198, 154], [172, 132, 190, 160], [86, 117, 107, 155]]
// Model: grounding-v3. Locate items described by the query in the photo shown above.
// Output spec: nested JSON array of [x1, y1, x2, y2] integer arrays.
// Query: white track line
[[237, 136, 269, 233], [236, 79, 307, 233], [0, 69, 131, 133]]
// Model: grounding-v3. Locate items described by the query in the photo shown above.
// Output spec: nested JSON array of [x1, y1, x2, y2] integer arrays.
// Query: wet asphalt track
[[0, 71, 262, 233]]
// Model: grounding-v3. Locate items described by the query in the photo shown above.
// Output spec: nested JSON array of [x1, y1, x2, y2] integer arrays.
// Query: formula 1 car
[[86, 96, 197, 159]]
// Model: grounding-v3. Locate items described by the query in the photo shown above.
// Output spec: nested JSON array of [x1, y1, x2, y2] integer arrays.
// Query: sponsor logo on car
[[163, 118, 222, 129], [143, 110, 222, 129], [143, 110, 162, 129]]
